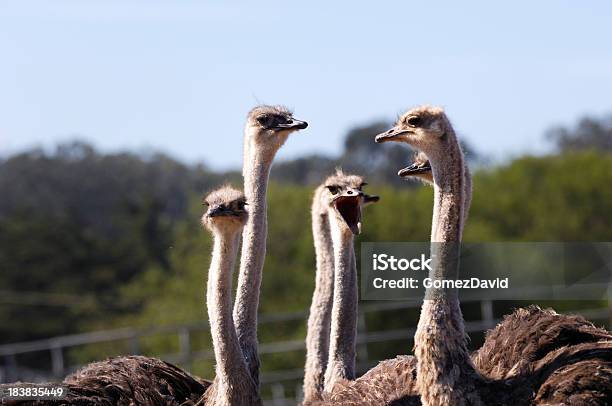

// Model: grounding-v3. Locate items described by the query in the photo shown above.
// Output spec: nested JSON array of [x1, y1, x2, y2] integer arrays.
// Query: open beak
[[274, 118, 308, 130], [375, 126, 410, 143], [333, 194, 363, 235], [398, 160, 432, 177]]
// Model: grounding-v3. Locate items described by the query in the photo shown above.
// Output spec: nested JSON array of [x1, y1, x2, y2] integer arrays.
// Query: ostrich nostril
[[387, 129, 394, 134]]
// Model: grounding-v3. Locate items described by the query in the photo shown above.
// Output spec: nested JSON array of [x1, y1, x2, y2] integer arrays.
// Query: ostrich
[[323, 170, 378, 392], [37, 187, 254, 406], [233, 105, 307, 387], [302, 176, 336, 403], [302, 170, 379, 403], [197, 185, 260, 406], [375, 105, 612, 405], [397, 152, 612, 383]]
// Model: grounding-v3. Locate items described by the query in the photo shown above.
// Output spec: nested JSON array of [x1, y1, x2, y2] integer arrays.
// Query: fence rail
[[2, 296, 611, 405]]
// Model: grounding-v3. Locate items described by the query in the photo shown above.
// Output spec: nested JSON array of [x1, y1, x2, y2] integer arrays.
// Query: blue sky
[[1, 1, 611, 169]]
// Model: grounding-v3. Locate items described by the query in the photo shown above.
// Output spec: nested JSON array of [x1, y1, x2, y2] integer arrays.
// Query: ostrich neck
[[303, 206, 335, 402], [415, 142, 483, 406], [234, 147, 274, 384], [207, 231, 255, 404], [324, 221, 357, 391], [459, 165, 473, 236], [430, 143, 464, 246]]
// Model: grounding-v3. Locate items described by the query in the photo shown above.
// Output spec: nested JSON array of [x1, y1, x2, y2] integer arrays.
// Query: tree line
[[0, 113, 610, 367]]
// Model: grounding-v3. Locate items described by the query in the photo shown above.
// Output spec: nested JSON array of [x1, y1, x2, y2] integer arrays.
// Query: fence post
[[271, 383, 285, 406], [480, 299, 494, 330], [3, 354, 17, 382], [129, 334, 140, 355], [51, 345, 64, 378], [179, 327, 192, 372], [608, 280, 612, 329], [295, 383, 303, 404]]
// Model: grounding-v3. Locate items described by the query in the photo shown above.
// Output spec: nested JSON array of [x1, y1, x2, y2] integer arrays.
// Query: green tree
[[548, 115, 612, 152]]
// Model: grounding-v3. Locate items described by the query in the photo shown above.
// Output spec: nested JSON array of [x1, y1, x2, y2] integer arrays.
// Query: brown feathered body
[[534, 358, 612, 404], [306, 355, 420, 406], [473, 305, 612, 380], [6, 355, 210, 406], [285, 333, 612, 406]]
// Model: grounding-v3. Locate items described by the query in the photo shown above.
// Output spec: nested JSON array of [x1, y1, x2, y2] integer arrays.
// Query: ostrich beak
[[274, 118, 308, 130], [375, 126, 410, 143], [398, 160, 432, 177], [363, 194, 380, 206], [333, 193, 363, 235], [207, 205, 233, 217]]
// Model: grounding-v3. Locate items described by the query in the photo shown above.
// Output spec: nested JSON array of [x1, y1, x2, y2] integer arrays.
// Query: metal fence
[[1, 298, 611, 405]]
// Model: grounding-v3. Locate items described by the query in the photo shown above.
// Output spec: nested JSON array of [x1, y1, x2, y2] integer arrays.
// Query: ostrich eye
[[202, 201, 209, 207], [273, 115, 289, 126], [257, 115, 270, 126], [237, 200, 247, 210], [407, 116, 421, 127], [326, 185, 340, 195]]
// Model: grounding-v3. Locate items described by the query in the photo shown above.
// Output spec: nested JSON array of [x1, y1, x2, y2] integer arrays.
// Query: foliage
[[0, 142, 225, 342], [1, 119, 611, 377], [108, 151, 612, 375], [548, 114, 612, 152]]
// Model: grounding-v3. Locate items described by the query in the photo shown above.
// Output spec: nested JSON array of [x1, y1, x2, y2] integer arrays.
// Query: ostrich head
[[374, 105, 456, 163], [399, 150, 433, 184], [321, 169, 379, 235], [202, 185, 248, 234], [244, 105, 308, 156]]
